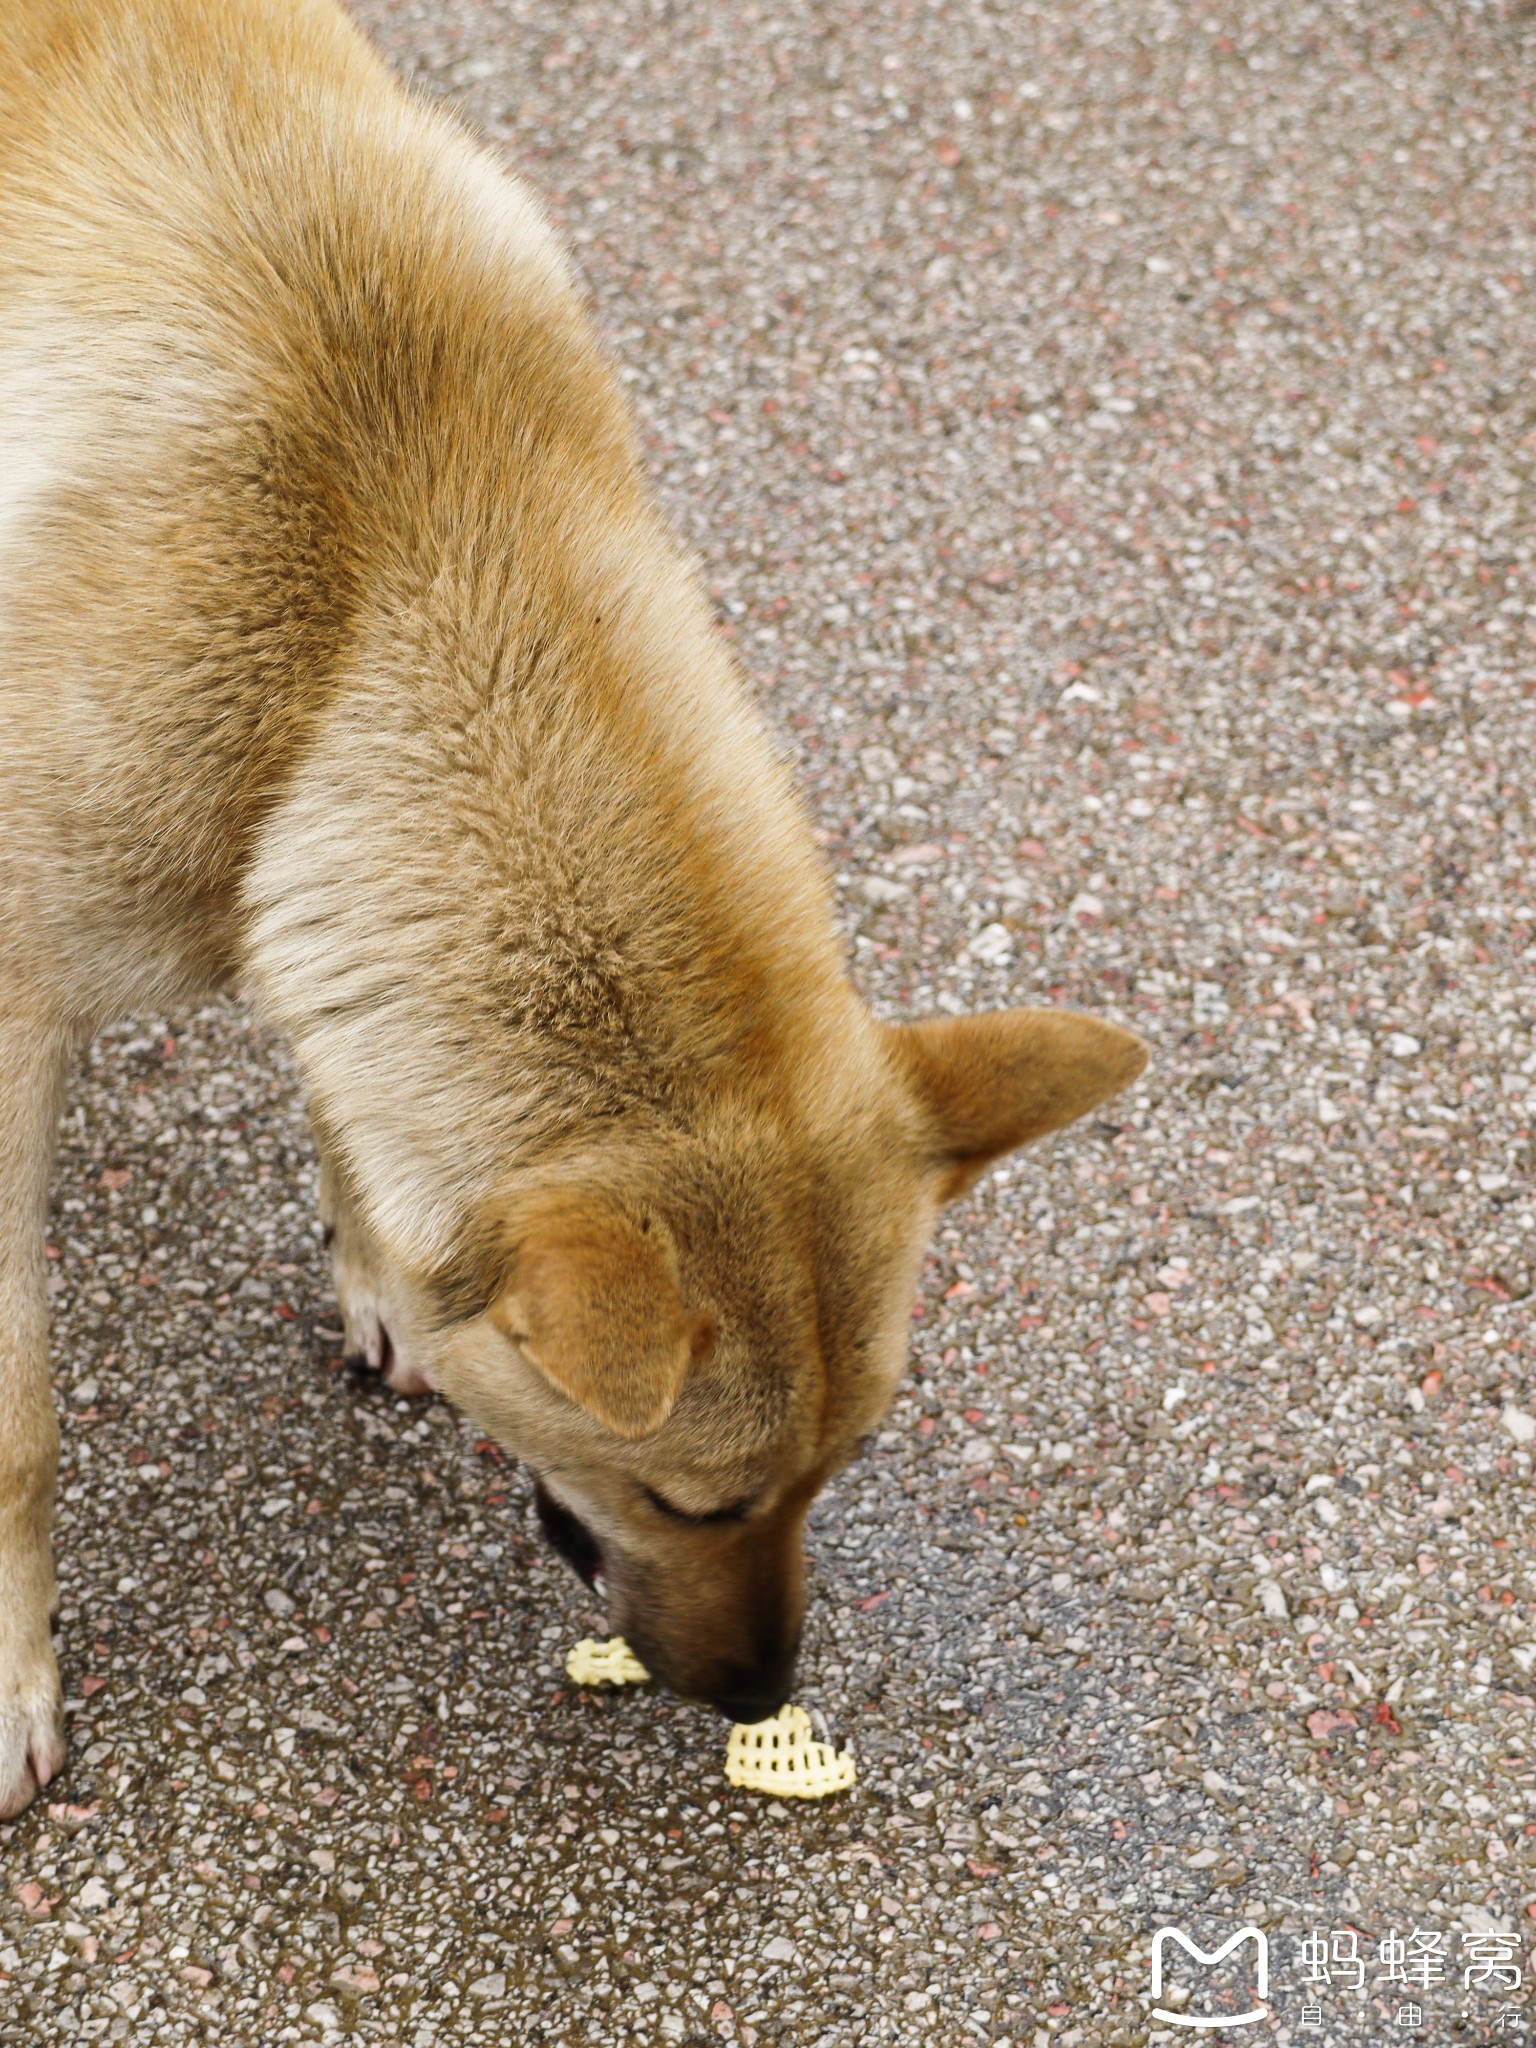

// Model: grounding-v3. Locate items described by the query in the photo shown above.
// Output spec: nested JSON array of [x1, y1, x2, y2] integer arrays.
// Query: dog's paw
[[0, 1642, 64, 1821], [343, 1319, 437, 1399], [327, 1249, 433, 1399], [322, 1164, 437, 1397], [334, 1275, 436, 1398]]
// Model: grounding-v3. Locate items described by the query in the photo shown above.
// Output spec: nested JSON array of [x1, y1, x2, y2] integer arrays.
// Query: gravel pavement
[[6, 0, 1536, 2042]]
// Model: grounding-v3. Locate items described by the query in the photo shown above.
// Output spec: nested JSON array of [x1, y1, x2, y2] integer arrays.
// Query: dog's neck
[[241, 499, 861, 1269]]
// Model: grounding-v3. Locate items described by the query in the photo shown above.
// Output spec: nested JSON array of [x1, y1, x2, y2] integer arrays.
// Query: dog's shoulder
[[1, 0, 636, 960]]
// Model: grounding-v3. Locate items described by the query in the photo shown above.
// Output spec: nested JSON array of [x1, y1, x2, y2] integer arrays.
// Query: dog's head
[[383, 1006, 1145, 1719]]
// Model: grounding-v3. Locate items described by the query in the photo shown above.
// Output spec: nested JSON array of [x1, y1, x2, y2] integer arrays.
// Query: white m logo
[[1150, 1925, 1270, 2030]]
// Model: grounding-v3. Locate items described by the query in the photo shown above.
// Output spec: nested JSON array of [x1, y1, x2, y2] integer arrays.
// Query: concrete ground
[[5, 0, 1536, 2042]]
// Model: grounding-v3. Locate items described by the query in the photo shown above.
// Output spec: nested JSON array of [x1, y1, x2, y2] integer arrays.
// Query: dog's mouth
[[534, 1479, 605, 1589]]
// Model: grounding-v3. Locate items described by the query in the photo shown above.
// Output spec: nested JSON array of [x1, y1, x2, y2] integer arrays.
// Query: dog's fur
[[0, 0, 1147, 1815]]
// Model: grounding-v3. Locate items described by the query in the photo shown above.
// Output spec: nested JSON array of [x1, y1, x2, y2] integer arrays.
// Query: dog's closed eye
[[641, 1483, 755, 1526]]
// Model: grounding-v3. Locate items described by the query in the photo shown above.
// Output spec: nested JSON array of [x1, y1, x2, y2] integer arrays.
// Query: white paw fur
[[0, 1638, 64, 1821]]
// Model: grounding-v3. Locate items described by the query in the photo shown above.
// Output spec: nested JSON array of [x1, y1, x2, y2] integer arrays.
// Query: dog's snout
[[702, 1633, 801, 1725], [707, 1680, 794, 1726]]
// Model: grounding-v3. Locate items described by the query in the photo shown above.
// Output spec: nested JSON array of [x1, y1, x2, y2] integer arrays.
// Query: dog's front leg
[[318, 1152, 434, 1397], [0, 1012, 68, 1817]]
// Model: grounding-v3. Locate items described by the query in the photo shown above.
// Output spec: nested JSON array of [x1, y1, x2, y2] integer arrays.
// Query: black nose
[[708, 1682, 794, 1725], [703, 1636, 801, 1725]]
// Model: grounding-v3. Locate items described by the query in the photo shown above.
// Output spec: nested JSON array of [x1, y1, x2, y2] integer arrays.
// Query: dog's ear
[[888, 1008, 1149, 1202], [490, 1196, 711, 1440]]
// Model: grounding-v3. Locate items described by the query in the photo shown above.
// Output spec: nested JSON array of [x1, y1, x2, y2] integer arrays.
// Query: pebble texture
[[4, 0, 1536, 2042]]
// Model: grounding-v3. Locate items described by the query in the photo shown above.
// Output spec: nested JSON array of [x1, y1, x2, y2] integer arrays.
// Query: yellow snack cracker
[[564, 1641, 857, 1797], [565, 1636, 651, 1687], [724, 1704, 857, 1799]]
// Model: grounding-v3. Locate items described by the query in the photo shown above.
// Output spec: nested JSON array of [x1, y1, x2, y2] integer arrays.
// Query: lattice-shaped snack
[[565, 1636, 651, 1687], [724, 1703, 857, 1799]]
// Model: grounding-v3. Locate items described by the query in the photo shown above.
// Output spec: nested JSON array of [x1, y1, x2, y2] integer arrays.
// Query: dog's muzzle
[[534, 1480, 605, 1589], [703, 1649, 799, 1726]]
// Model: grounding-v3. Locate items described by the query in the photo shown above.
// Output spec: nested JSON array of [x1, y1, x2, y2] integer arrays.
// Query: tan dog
[[0, 0, 1147, 1816]]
